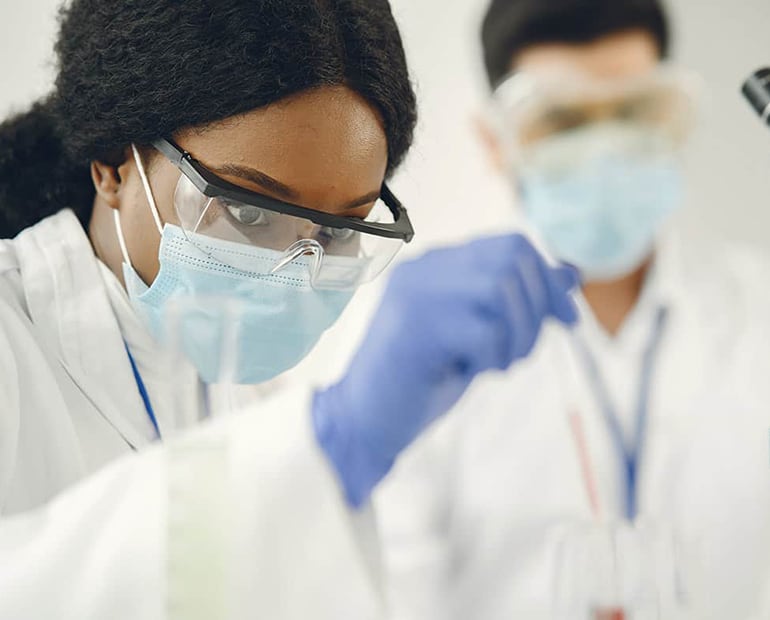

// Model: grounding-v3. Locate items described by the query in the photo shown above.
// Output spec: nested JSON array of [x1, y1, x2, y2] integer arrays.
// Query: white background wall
[[2, 0, 770, 253]]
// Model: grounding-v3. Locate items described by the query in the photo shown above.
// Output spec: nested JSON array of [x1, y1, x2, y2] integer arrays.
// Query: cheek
[[149, 163, 183, 227], [124, 194, 163, 283], [123, 165, 181, 283]]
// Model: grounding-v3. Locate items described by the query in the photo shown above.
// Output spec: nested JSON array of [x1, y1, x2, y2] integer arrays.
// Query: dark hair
[[0, 0, 417, 238], [481, 0, 671, 89]]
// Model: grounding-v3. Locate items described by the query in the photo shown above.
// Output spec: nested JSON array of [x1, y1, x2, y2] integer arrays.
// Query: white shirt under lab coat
[[376, 231, 770, 620], [0, 210, 384, 619]]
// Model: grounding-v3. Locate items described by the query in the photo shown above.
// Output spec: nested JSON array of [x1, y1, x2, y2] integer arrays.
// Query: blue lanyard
[[125, 344, 161, 439], [574, 307, 668, 521]]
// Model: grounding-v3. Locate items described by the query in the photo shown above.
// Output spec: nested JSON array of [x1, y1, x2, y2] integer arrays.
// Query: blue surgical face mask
[[517, 122, 684, 281], [116, 146, 356, 384]]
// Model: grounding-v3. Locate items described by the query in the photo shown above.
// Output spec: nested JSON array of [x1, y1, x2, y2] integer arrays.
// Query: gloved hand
[[313, 234, 579, 507]]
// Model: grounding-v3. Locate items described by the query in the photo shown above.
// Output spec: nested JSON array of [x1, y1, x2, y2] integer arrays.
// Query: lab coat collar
[[0, 242, 18, 273], [97, 260, 208, 434], [12, 209, 154, 449], [97, 259, 184, 382], [640, 227, 688, 312]]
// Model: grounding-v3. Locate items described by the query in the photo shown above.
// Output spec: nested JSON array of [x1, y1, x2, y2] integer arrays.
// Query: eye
[[524, 106, 591, 143], [617, 100, 644, 121], [542, 106, 590, 133], [223, 200, 269, 226], [319, 226, 357, 242]]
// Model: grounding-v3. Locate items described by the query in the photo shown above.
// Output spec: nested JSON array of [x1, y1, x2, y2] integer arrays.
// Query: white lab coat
[[376, 231, 770, 620], [0, 210, 384, 619]]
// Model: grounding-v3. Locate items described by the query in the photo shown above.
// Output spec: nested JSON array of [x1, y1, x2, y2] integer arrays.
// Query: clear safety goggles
[[153, 139, 414, 291], [490, 66, 702, 157]]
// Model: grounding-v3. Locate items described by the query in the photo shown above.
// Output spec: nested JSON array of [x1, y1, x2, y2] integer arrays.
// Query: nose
[[270, 238, 325, 280], [295, 219, 320, 241]]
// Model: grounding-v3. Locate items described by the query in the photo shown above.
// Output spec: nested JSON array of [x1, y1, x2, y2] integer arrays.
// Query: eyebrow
[[341, 191, 382, 211], [211, 163, 381, 211], [212, 164, 301, 202]]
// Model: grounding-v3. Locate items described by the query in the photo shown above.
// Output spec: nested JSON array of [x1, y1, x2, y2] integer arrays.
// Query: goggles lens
[[173, 174, 404, 290], [493, 67, 701, 152]]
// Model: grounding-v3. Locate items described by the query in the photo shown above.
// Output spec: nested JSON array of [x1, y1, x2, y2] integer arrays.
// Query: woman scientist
[[0, 1, 579, 618]]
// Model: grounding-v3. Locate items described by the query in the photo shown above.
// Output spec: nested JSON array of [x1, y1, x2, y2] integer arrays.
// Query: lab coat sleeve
[[374, 417, 459, 620], [0, 386, 385, 620]]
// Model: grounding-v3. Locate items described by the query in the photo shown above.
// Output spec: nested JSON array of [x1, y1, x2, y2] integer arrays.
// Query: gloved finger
[[555, 290, 579, 326], [489, 235, 575, 325], [512, 246, 551, 320], [504, 241, 578, 325], [395, 235, 548, 307], [460, 233, 539, 276], [401, 233, 556, 287], [387, 251, 512, 304], [513, 267, 547, 358], [465, 233, 529, 258], [438, 240, 549, 365], [549, 265, 580, 324], [540, 263, 581, 325], [498, 270, 542, 362], [401, 237, 512, 281], [551, 263, 581, 292]]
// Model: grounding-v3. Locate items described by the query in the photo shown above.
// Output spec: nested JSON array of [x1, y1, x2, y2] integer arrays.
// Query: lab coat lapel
[[621, 232, 736, 516], [13, 210, 151, 449]]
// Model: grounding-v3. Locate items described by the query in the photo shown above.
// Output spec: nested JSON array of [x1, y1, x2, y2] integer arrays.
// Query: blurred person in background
[[376, 0, 770, 618]]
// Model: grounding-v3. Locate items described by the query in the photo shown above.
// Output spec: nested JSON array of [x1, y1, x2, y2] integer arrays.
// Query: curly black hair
[[482, 0, 670, 89], [0, 0, 417, 238]]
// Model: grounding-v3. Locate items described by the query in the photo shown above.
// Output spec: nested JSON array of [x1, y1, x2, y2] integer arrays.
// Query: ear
[[473, 114, 506, 174], [90, 161, 122, 210]]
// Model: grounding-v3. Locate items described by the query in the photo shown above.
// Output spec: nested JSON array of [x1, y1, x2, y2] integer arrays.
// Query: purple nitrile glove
[[313, 234, 579, 507]]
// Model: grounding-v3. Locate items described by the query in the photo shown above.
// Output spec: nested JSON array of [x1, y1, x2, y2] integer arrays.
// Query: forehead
[[512, 29, 661, 82], [175, 85, 388, 191]]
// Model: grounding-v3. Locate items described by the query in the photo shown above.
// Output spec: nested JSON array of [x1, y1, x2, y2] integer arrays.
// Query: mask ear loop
[[131, 144, 164, 236], [115, 144, 166, 269], [114, 209, 132, 268]]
